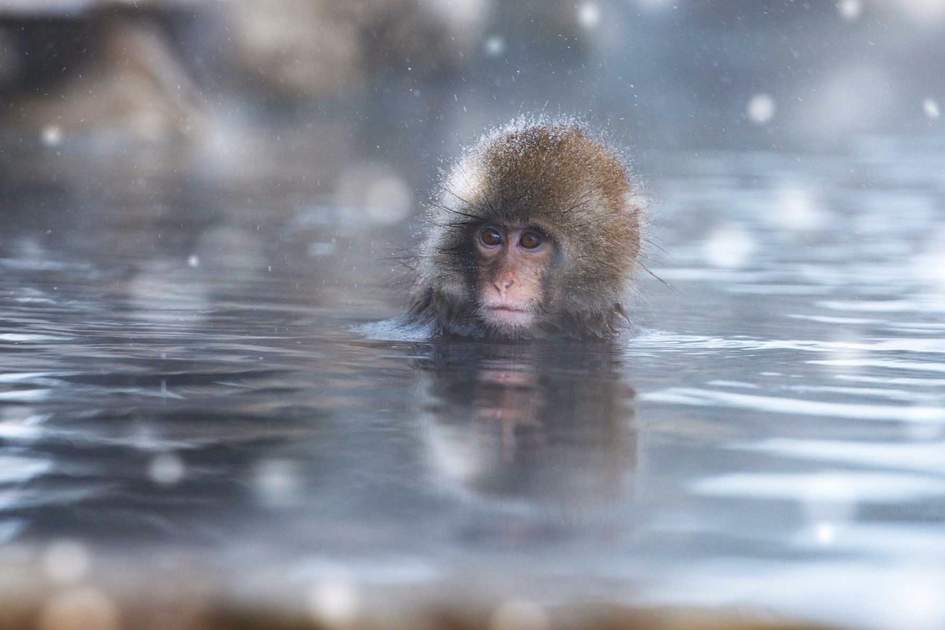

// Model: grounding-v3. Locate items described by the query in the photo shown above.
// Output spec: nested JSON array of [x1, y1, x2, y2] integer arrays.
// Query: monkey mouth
[[480, 304, 535, 328]]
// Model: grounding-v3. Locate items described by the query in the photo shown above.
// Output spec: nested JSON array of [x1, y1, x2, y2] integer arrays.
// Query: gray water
[[2, 131, 945, 630]]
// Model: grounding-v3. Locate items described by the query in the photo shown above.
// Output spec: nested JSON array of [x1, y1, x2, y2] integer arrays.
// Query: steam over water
[[2, 130, 945, 629]]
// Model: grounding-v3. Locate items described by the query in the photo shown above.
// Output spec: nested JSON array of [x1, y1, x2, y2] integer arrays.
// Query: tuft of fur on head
[[408, 116, 644, 339]]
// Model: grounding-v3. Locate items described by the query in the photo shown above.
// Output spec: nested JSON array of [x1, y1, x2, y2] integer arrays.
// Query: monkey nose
[[493, 278, 514, 293]]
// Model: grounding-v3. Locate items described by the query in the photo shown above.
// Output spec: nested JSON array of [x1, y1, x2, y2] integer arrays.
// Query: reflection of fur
[[409, 119, 644, 339], [416, 341, 637, 508]]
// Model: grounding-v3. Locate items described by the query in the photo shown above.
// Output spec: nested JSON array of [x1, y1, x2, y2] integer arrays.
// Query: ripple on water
[[811, 358, 945, 374], [0, 455, 51, 484], [642, 387, 945, 423], [691, 471, 945, 502], [0, 333, 72, 343], [733, 438, 945, 476], [818, 298, 945, 314]]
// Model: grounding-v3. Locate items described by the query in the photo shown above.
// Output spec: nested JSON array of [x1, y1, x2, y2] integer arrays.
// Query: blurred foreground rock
[[0, 597, 830, 630], [0, 557, 834, 630]]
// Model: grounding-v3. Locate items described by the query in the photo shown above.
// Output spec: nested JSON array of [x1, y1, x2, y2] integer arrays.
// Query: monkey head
[[409, 119, 643, 340]]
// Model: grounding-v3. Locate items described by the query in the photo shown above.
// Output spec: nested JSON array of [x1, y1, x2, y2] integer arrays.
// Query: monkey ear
[[614, 303, 632, 326]]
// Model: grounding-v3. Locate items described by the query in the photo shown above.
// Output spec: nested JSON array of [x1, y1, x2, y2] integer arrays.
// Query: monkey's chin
[[480, 306, 536, 334]]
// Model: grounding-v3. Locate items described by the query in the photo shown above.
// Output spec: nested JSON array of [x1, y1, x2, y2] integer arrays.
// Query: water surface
[[2, 132, 944, 629]]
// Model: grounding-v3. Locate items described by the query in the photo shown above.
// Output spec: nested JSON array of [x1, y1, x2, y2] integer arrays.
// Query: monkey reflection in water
[[416, 342, 637, 511]]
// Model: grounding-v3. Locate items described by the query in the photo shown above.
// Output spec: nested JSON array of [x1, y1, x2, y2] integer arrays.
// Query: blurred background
[[2, 3, 945, 630], [2, 0, 943, 178], [2, 0, 942, 287]]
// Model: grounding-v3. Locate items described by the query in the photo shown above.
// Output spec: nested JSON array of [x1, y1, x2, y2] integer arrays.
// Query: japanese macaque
[[407, 119, 644, 340]]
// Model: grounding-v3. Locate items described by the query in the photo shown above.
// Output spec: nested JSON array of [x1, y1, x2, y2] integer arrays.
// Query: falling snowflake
[[837, 0, 863, 20], [308, 577, 359, 625], [336, 163, 413, 226], [41, 125, 62, 147], [702, 225, 756, 268], [42, 540, 91, 584], [253, 458, 301, 506], [747, 94, 776, 125], [814, 522, 838, 546], [772, 186, 828, 232], [923, 97, 941, 119], [577, 2, 601, 29], [484, 35, 505, 57], [149, 452, 185, 486]]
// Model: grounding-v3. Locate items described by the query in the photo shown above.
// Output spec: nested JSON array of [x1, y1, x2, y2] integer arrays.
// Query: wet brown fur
[[408, 119, 643, 339]]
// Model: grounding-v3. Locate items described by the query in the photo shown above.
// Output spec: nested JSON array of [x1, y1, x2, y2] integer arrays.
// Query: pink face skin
[[474, 224, 554, 333]]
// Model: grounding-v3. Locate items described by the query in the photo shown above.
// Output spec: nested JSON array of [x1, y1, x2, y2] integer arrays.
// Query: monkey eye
[[479, 226, 503, 247], [518, 230, 544, 250]]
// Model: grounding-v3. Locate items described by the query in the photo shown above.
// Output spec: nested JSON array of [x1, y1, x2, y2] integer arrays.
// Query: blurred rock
[[220, 0, 490, 101], [0, 0, 494, 148], [223, 0, 363, 100], [0, 7, 205, 146], [0, 586, 834, 630]]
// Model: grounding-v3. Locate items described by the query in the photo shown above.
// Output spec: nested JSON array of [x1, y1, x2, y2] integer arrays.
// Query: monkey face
[[473, 223, 554, 334]]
